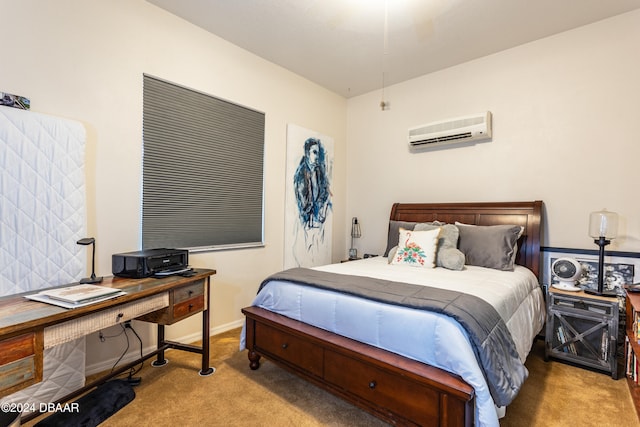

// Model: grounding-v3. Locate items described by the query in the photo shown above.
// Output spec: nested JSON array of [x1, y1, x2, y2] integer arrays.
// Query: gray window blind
[[142, 75, 265, 250]]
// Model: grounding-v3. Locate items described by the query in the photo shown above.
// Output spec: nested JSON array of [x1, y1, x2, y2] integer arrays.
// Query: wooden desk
[[0, 269, 215, 419]]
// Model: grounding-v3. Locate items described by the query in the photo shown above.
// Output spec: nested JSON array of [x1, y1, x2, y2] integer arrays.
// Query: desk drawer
[[324, 350, 439, 426], [254, 322, 323, 378], [137, 280, 206, 325], [173, 295, 204, 319], [0, 332, 43, 397], [174, 280, 204, 303], [44, 292, 169, 348]]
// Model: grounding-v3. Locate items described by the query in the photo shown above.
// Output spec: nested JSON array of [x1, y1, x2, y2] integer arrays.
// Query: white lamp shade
[[589, 209, 618, 239], [351, 217, 361, 238]]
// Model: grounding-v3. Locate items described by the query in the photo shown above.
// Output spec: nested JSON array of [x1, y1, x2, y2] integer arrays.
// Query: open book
[[26, 284, 126, 308]]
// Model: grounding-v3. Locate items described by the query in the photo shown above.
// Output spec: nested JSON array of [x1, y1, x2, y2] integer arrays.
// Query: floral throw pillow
[[391, 228, 441, 268]]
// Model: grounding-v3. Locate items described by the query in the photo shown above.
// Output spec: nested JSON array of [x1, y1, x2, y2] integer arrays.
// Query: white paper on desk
[[25, 290, 126, 309], [37, 284, 123, 303]]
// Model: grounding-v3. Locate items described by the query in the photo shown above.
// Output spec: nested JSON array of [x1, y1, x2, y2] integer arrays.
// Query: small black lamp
[[585, 209, 618, 297], [77, 237, 103, 284], [349, 217, 361, 260]]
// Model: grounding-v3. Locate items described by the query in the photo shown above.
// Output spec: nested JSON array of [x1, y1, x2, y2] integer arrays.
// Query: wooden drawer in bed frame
[[243, 306, 475, 427]]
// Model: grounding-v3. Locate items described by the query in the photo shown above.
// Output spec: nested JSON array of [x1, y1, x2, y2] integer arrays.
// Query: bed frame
[[242, 201, 543, 427]]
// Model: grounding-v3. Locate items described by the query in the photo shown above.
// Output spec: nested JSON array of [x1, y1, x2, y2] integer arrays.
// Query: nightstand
[[545, 287, 619, 378]]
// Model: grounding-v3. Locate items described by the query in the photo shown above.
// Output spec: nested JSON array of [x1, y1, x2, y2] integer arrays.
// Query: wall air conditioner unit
[[408, 111, 492, 148]]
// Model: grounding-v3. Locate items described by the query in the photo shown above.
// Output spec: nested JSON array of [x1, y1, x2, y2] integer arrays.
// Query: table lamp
[[349, 217, 361, 259], [77, 237, 103, 284], [585, 209, 618, 297]]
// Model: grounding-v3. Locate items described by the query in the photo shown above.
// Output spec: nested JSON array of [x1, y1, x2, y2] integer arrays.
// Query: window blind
[[142, 75, 265, 251]]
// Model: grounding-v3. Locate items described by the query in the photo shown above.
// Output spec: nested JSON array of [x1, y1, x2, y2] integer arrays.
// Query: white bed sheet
[[241, 256, 545, 427]]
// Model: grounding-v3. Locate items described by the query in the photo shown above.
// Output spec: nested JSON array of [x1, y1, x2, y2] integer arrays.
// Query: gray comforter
[[259, 267, 528, 407]]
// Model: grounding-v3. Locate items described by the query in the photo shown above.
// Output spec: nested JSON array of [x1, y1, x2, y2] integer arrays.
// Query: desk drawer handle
[[188, 304, 194, 311], [188, 290, 194, 296], [281, 343, 288, 349], [369, 380, 377, 389]]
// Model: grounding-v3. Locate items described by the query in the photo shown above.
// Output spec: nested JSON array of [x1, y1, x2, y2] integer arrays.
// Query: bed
[[241, 201, 545, 427]]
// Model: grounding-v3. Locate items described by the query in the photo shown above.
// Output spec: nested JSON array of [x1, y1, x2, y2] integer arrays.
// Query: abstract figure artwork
[[284, 124, 333, 268]]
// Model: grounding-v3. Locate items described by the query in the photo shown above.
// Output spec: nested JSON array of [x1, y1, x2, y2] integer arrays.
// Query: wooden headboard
[[390, 201, 544, 279]]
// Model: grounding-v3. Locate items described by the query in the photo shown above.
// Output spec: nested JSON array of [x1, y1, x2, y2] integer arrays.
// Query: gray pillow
[[414, 222, 465, 270], [383, 220, 417, 256], [455, 223, 523, 271]]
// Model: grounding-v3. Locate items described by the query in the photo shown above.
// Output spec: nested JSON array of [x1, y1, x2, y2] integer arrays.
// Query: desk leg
[[152, 324, 169, 367], [199, 276, 214, 376]]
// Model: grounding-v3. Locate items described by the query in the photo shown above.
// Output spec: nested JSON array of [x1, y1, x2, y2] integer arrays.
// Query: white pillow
[[390, 228, 441, 268]]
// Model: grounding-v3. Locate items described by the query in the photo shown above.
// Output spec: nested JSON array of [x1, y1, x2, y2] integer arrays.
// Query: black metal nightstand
[[545, 287, 619, 379]]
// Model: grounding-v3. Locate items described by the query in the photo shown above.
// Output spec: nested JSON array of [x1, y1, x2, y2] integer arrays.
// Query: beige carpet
[[26, 328, 639, 426]]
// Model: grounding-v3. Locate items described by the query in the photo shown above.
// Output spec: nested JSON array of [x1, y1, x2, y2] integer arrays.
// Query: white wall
[[0, 0, 347, 368], [346, 10, 640, 258]]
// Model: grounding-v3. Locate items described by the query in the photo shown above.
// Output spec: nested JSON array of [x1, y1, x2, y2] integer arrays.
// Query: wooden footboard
[[242, 306, 474, 427]]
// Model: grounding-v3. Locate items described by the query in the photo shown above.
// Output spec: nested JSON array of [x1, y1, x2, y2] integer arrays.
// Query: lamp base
[[584, 288, 617, 298], [80, 276, 103, 284]]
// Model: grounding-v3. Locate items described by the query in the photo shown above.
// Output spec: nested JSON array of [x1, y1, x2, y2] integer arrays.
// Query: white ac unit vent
[[408, 111, 492, 148]]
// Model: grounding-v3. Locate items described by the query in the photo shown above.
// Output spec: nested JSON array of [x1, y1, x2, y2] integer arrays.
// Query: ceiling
[[147, 0, 640, 98]]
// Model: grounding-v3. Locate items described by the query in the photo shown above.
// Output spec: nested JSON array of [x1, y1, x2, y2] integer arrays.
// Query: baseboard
[[216, 318, 245, 333], [85, 318, 244, 376]]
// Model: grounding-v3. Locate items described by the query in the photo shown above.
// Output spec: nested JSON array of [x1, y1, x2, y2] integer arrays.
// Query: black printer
[[112, 248, 189, 278]]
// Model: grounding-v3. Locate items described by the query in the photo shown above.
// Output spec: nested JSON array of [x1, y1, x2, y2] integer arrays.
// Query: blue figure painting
[[294, 138, 331, 230], [284, 125, 334, 268]]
